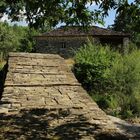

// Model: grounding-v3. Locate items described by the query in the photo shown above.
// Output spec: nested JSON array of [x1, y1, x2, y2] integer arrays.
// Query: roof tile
[[40, 26, 130, 37]]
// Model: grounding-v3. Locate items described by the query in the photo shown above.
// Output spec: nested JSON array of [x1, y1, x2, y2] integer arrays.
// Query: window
[[62, 42, 66, 48], [45, 41, 48, 46]]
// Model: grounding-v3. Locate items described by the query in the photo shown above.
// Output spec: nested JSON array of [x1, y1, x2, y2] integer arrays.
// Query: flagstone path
[[0, 52, 139, 140]]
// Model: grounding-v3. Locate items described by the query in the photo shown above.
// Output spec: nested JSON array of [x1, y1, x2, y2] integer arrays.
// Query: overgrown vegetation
[[0, 58, 7, 99], [111, 1, 140, 47], [74, 41, 140, 119], [0, 0, 133, 28], [0, 22, 41, 85], [0, 22, 40, 59]]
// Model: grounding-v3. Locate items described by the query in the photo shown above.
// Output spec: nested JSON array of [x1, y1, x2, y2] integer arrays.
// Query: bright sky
[[1, 0, 134, 28], [88, 4, 116, 28], [89, 0, 134, 27]]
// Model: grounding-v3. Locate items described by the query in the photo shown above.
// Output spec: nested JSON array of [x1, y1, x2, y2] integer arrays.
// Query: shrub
[[74, 41, 121, 93], [0, 22, 40, 59], [0, 60, 7, 99], [0, 22, 19, 58], [74, 41, 140, 118], [110, 49, 140, 95], [17, 28, 39, 52]]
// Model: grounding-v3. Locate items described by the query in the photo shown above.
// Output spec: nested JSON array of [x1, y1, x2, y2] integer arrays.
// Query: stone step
[[2, 86, 96, 105], [5, 73, 80, 86], [9, 52, 63, 59], [1, 86, 101, 116], [8, 59, 65, 67], [8, 66, 71, 74]]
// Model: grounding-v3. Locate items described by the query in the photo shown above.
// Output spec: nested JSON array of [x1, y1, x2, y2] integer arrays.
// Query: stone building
[[34, 26, 130, 58]]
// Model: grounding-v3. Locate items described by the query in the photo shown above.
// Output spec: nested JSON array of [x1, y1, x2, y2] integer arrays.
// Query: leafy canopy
[[0, 0, 132, 28], [0, 22, 40, 58], [0, 22, 18, 55], [111, 0, 140, 44]]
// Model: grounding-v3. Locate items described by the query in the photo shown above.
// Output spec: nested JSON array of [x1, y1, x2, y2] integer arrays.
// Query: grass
[[0, 61, 6, 71], [0, 61, 6, 93], [65, 58, 75, 68]]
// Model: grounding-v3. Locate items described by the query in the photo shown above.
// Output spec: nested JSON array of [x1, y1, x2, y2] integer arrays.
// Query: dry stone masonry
[[0, 52, 139, 139]]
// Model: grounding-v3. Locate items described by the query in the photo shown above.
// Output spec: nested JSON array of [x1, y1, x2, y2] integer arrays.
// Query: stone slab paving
[[0, 52, 139, 139]]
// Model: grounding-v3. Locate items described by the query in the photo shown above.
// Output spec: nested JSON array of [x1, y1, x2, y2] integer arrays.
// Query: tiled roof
[[38, 26, 130, 37]]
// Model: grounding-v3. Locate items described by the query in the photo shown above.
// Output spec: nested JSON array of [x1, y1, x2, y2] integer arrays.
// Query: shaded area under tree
[[0, 108, 128, 140]]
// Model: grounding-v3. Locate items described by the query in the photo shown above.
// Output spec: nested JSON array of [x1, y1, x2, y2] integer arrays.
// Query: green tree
[[111, 1, 140, 45], [0, 22, 40, 58], [0, 0, 133, 29], [18, 27, 40, 52], [0, 22, 19, 58]]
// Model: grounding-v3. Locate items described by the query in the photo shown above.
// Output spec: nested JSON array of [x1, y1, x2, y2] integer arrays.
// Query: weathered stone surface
[[0, 52, 139, 139], [35, 36, 88, 58]]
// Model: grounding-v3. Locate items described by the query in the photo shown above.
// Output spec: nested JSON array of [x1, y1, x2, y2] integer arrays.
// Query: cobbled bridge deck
[[0, 53, 138, 139]]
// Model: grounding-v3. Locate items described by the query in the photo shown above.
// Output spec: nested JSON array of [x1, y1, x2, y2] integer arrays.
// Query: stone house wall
[[35, 36, 129, 58], [35, 36, 95, 58]]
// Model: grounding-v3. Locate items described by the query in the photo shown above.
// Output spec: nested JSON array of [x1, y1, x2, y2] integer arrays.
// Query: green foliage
[[111, 1, 140, 45], [74, 41, 120, 92], [74, 42, 140, 118], [0, 22, 19, 58], [110, 48, 140, 95], [17, 28, 39, 52], [0, 22, 40, 58], [135, 33, 140, 47], [0, 0, 135, 28], [0, 62, 4, 71]]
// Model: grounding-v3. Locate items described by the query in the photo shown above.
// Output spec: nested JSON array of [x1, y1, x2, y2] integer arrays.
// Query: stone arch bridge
[[0, 53, 139, 140]]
